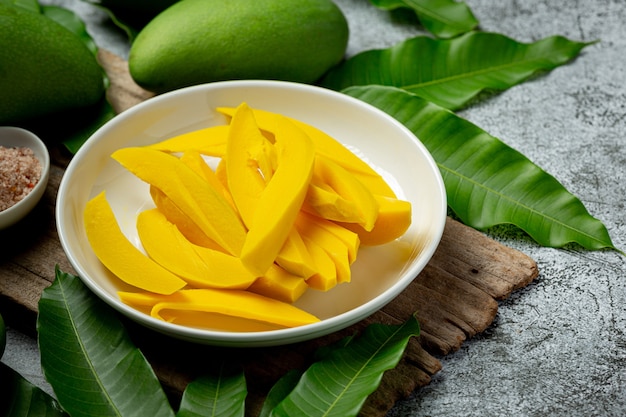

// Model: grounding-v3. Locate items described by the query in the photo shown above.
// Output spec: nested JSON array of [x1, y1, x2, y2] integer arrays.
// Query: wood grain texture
[[0, 49, 539, 416]]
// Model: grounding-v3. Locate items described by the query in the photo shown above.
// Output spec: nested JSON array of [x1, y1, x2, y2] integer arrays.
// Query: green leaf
[[0, 362, 68, 417], [343, 85, 618, 251], [176, 365, 246, 417], [270, 316, 420, 417], [37, 267, 175, 417], [259, 370, 302, 417], [320, 32, 593, 110], [369, 0, 478, 38]]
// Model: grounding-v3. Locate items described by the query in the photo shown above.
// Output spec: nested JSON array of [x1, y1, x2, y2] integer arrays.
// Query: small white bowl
[[0, 127, 50, 230], [56, 80, 447, 347]]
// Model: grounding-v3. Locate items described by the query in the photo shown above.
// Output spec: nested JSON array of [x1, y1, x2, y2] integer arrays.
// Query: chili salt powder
[[0, 146, 42, 211]]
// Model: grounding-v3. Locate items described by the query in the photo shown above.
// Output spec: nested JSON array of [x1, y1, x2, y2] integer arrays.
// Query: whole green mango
[[128, 0, 349, 93], [0, 5, 105, 125]]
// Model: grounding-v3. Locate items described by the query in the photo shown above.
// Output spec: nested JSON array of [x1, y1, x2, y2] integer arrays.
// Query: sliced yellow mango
[[119, 288, 320, 328], [112, 147, 246, 256], [147, 124, 228, 156], [275, 227, 317, 279], [247, 263, 309, 303], [239, 116, 315, 276], [302, 182, 361, 225], [297, 211, 360, 264], [307, 155, 379, 231], [217, 106, 396, 197], [136, 208, 255, 289], [190, 243, 258, 286], [179, 150, 236, 210], [224, 103, 272, 227], [301, 235, 337, 291], [149, 185, 223, 250], [338, 195, 412, 245], [84, 191, 186, 295]]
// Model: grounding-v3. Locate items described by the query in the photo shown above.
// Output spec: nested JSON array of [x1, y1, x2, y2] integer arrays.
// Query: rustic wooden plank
[[0, 49, 539, 417]]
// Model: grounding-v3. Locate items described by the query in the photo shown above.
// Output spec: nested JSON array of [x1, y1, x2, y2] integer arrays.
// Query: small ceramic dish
[[56, 80, 447, 347], [0, 126, 50, 230]]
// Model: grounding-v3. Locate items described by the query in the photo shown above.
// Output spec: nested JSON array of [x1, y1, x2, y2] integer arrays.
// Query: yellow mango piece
[[247, 263, 309, 303], [179, 150, 236, 210], [306, 155, 379, 231], [301, 236, 337, 291], [191, 243, 259, 285], [296, 214, 351, 284], [223, 103, 272, 227], [239, 116, 315, 276], [149, 185, 223, 250], [338, 195, 412, 245], [112, 147, 246, 256], [83, 191, 186, 295], [136, 209, 255, 289], [217, 106, 396, 197], [147, 124, 228, 156], [297, 211, 359, 264], [119, 288, 320, 328], [275, 227, 317, 279]]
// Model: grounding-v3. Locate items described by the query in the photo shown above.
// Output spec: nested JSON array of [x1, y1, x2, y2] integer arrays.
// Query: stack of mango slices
[[83, 103, 412, 332]]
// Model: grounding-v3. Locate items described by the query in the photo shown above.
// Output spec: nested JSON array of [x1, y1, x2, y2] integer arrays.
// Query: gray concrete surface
[[3, 0, 626, 416]]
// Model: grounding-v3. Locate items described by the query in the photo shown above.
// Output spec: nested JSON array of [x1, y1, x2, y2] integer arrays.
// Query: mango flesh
[[84, 192, 186, 295], [0, 5, 105, 125], [128, 0, 349, 93], [84, 103, 413, 331]]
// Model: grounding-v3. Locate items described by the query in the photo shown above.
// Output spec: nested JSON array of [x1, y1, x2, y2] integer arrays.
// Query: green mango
[[128, 0, 349, 93], [0, 5, 105, 125]]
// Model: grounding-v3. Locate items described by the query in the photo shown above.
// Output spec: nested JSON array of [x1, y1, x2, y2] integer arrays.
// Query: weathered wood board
[[0, 50, 539, 416]]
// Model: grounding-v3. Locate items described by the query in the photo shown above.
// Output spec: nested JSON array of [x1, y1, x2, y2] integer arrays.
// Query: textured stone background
[[3, 1, 626, 416]]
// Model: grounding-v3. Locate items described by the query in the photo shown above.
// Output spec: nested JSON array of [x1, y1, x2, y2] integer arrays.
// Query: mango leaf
[[269, 316, 420, 417], [343, 85, 618, 251], [259, 370, 302, 417], [369, 0, 478, 38], [0, 362, 69, 417], [176, 366, 246, 417], [320, 32, 593, 110], [37, 267, 175, 417]]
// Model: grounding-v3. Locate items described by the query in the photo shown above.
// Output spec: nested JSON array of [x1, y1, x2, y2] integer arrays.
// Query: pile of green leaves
[[1, 269, 420, 416]]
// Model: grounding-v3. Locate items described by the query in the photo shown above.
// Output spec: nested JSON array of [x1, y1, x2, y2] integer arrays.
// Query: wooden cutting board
[[0, 50, 538, 416]]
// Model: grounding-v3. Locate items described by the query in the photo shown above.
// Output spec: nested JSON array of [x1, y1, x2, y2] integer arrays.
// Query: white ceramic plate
[[0, 126, 50, 230], [56, 80, 447, 347]]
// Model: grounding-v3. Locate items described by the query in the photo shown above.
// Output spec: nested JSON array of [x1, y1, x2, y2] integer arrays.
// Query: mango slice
[[136, 208, 256, 289], [224, 103, 272, 227], [84, 191, 186, 295], [338, 195, 413, 246], [118, 288, 320, 329], [179, 150, 236, 210], [301, 236, 337, 291], [297, 211, 360, 264], [307, 155, 379, 231], [112, 147, 246, 256], [239, 114, 315, 276], [217, 106, 396, 197], [149, 185, 222, 250], [247, 263, 309, 303], [275, 227, 317, 279], [147, 124, 228, 156]]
